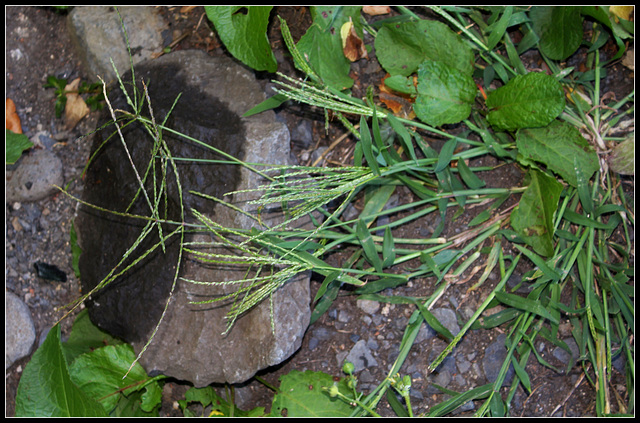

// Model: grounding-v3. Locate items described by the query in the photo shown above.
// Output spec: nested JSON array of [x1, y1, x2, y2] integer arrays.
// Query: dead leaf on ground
[[6, 98, 23, 134], [379, 75, 416, 119], [363, 6, 391, 16], [64, 78, 90, 130], [340, 17, 368, 62]]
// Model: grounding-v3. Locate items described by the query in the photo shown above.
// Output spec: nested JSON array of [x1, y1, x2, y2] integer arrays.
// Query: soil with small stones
[[6, 6, 633, 417]]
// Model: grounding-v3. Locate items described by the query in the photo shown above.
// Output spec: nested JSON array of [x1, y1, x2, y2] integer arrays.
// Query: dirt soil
[[5, 6, 633, 417]]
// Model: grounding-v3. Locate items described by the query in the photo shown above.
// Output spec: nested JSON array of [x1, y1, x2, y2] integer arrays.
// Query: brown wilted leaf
[[340, 18, 368, 62], [379, 74, 416, 119], [64, 78, 90, 130], [363, 6, 391, 16], [6, 98, 22, 134]]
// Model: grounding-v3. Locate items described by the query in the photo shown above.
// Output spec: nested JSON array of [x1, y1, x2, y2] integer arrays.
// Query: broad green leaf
[[205, 6, 277, 72], [530, 6, 583, 61], [486, 72, 565, 131], [15, 325, 108, 417], [110, 390, 158, 417], [6, 129, 33, 164], [516, 120, 599, 187], [383, 74, 417, 95], [296, 6, 362, 90], [68, 343, 161, 414], [375, 20, 474, 77], [414, 61, 477, 127], [510, 169, 563, 257], [62, 308, 123, 364], [270, 370, 353, 417]]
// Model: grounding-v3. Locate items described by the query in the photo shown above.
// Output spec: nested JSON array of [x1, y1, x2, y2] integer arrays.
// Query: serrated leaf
[[510, 169, 563, 257], [69, 344, 157, 412], [62, 308, 123, 364], [530, 6, 583, 61], [486, 72, 565, 131], [68, 343, 160, 414], [375, 20, 474, 77], [296, 6, 362, 90], [414, 61, 477, 127], [15, 325, 108, 417], [516, 120, 599, 187], [205, 6, 277, 72], [270, 370, 353, 417]]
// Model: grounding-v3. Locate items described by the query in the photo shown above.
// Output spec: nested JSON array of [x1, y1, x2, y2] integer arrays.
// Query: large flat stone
[[75, 50, 310, 386], [67, 6, 167, 83]]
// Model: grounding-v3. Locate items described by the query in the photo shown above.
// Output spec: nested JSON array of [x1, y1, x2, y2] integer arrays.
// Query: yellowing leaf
[[64, 78, 90, 130], [340, 17, 368, 62], [609, 6, 634, 22]]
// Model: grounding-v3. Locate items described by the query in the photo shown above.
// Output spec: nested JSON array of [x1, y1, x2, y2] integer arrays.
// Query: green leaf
[[270, 370, 353, 417], [15, 325, 108, 417], [205, 6, 277, 72], [6, 129, 33, 164], [494, 291, 560, 324], [485, 6, 514, 50], [486, 72, 565, 131], [182, 386, 265, 417], [383, 74, 417, 95], [413, 61, 477, 127], [382, 226, 396, 268], [68, 344, 161, 414], [375, 19, 474, 77], [530, 6, 583, 61], [356, 218, 383, 273], [296, 6, 362, 90], [62, 308, 123, 364], [510, 169, 563, 257], [516, 120, 599, 187], [359, 115, 380, 175], [243, 92, 288, 117]]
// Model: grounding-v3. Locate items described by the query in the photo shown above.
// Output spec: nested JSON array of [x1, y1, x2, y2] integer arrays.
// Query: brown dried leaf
[[340, 18, 368, 62], [6, 98, 23, 134], [64, 78, 90, 130], [363, 6, 391, 16]]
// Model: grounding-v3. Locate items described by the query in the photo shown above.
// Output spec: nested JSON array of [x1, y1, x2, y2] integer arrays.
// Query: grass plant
[[20, 5, 633, 417]]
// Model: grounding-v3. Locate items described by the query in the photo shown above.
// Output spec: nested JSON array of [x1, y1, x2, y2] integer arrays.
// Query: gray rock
[[75, 50, 310, 386], [482, 333, 515, 386], [356, 299, 380, 315], [415, 307, 461, 343], [344, 339, 378, 373], [6, 292, 36, 369], [6, 149, 64, 202], [67, 6, 167, 83]]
